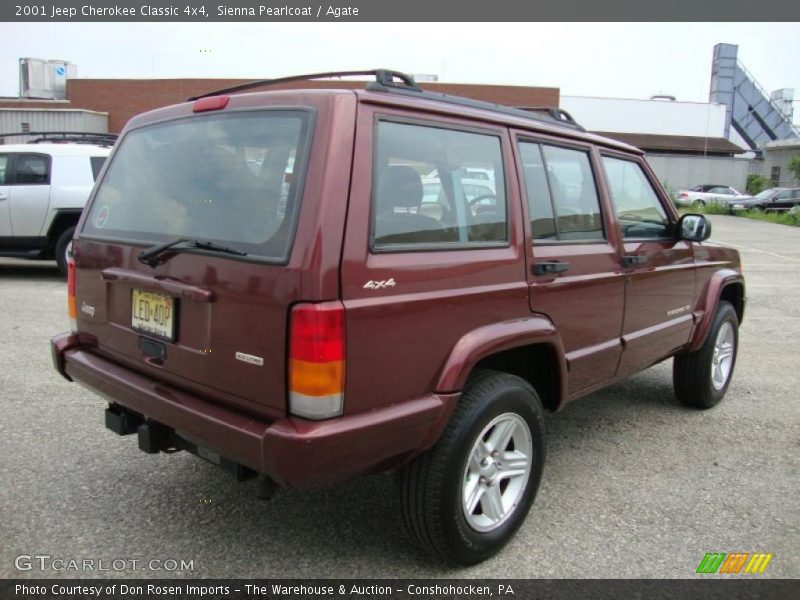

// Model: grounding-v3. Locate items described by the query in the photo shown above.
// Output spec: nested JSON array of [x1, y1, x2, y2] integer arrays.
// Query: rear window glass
[[90, 156, 106, 180], [83, 110, 311, 261]]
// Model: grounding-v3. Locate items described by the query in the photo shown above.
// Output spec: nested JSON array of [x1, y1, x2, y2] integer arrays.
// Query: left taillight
[[288, 301, 345, 420], [67, 248, 77, 332]]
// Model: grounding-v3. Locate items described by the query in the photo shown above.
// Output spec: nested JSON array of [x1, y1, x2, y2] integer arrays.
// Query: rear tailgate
[[71, 91, 356, 419]]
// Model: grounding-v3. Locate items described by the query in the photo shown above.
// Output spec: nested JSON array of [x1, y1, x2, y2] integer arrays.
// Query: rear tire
[[55, 226, 75, 277], [399, 370, 546, 565], [674, 301, 739, 409]]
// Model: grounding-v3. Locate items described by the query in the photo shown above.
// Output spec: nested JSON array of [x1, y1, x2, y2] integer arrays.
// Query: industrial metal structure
[[0, 108, 108, 144], [709, 43, 799, 151]]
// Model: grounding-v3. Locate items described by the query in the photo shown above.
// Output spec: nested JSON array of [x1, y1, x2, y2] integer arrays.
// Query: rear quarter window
[[90, 156, 106, 180], [371, 120, 507, 249]]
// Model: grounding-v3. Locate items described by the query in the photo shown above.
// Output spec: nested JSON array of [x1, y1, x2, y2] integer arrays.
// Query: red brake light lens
[[290, 304, 345, 363], [192, 95, 230, 112]]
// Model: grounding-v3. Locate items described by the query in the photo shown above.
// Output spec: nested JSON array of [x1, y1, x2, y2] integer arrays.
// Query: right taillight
[[679, 192, 688, 198], [67, 250, 77, 332], [288, 301, 345, 420]]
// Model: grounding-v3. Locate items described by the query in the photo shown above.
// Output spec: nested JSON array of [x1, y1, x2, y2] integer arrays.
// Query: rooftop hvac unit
[[770, 88, 794, 121], [19, 58, 77, 99]]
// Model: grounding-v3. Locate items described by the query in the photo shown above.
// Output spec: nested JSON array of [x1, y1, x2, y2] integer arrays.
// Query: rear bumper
[[51, 332, 458, 488]]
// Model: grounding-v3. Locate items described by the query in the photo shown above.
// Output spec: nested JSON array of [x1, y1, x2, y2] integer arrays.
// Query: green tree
[[746, 173, 770, 195], [788, 155, 800, 183]]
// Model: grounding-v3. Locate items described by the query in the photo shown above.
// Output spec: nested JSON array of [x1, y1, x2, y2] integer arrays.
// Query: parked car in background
[[0, 138, 113, 275], [674, 184, 749, 208], [420, 175, 497, 220], [729, 187, 800, 212]]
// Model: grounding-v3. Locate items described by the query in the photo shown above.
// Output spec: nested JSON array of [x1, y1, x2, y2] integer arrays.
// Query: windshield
[[83, 110, 311, 262], [753, 189, 777, 200]]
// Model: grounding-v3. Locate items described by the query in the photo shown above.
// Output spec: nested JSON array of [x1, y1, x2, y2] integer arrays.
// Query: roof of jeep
[[125, 87, 642, 155], [352, 88, 642, 155]]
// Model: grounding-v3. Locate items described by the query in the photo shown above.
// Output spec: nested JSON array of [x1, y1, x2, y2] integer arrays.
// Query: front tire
[[399, 371, 546, 565], [674, 301, 739, 409], [55, 226, 76, 277]]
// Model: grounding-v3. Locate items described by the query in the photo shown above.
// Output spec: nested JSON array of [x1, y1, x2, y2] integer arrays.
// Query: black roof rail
[[187, 68, 584, 133], [187, 69, 421, 101], [516, 107, 581, 127], [0, 131, 118, 146], [371, 85, 586, 132]]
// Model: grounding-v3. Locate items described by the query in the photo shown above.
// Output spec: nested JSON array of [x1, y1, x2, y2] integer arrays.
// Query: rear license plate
[[131, 289, 175, 341]]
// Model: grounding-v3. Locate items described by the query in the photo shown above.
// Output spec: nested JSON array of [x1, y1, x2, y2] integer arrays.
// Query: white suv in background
[[0, 142, 112, 275]]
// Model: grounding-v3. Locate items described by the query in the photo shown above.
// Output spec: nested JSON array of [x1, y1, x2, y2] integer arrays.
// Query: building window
[[771, 166, 781, 186]]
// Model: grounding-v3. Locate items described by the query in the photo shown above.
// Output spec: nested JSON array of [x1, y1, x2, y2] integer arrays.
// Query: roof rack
[[0, 131, 118, 146], [188, 69, 421, 101], [515, 107, 581, 127], [187, 68, 584, 132]]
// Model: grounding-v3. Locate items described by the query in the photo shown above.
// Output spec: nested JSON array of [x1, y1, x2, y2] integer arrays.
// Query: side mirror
[[677, 213, 711, 242]]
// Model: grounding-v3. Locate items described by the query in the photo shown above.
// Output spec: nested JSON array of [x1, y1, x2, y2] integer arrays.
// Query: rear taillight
[[679, 192, 688, 198], [288, 302, 345, 420], [66, 250, 77, 332]]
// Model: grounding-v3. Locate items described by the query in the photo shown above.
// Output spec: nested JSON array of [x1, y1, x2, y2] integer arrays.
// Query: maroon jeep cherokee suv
[[51, 70, 744, 565]]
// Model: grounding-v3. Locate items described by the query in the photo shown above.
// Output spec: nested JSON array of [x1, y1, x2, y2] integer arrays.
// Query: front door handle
[[621, 255, 647, 268], [0, 194, 8, 201], [533, 261, 570, 276]]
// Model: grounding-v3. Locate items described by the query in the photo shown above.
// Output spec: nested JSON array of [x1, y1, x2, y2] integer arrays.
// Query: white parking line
[[741, 264, 800, 268], [714, 242, 800, 263]]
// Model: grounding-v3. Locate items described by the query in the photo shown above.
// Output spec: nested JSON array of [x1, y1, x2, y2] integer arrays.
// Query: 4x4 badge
[[363, 278, 396, 290]]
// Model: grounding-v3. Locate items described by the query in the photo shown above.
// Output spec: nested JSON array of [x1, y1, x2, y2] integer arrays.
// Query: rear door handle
[[0, 194, 7, 201], [533, 261, 570, 276], [621, 255, 647, 268]]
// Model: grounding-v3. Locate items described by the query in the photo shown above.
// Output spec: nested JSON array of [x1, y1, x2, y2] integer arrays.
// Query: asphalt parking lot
[[1, 214, 798, 579]]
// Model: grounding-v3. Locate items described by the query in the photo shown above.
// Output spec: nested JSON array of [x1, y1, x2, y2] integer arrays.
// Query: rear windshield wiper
[[138, 238, 247, 267]]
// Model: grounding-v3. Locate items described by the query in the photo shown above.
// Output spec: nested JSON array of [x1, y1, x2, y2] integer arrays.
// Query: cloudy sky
[[1, 22, 799, 110]]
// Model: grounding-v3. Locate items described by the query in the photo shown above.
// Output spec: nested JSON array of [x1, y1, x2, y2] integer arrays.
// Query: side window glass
[[90, 156, 107, 181], [372, 121, 507, 249], [602, 156, 670, 239], [519, 142, 556, 240], [0, 155, 8, 185], [14, 155, 49, 185], [541, 145, 604, 241]]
